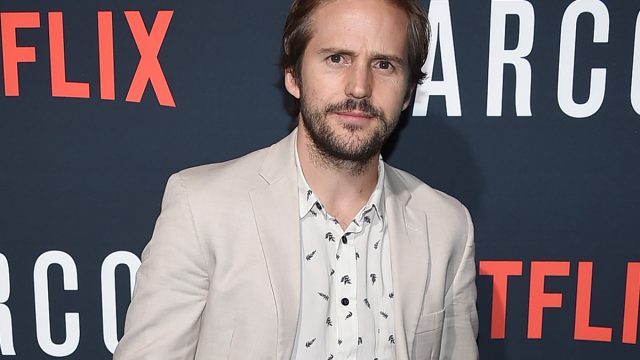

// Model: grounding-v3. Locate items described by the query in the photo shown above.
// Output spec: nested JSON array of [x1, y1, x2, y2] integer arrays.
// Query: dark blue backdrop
[[0, 0, 639, 358]]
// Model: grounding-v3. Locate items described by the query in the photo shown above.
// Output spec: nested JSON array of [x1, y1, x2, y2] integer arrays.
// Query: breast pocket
[[412, 308, 445, 360]]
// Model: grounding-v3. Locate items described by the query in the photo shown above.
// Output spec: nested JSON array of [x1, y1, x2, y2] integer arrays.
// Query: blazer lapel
[[249, 130, 301, 360], [248, 133, 432, 359], [385, 167, 431, 360]]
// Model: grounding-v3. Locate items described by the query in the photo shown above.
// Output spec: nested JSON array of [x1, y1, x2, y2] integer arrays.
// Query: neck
[[296, 124, 380, 227]]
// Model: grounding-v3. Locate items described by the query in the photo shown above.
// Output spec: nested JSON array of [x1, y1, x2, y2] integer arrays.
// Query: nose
[[345, 61, 372, 99]]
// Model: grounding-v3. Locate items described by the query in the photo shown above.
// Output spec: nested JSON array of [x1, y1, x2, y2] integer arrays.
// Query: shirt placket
[[334, 224, 361, 359]]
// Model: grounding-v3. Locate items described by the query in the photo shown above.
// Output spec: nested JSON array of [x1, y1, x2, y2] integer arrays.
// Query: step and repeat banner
[[0, 0, 639, 358]]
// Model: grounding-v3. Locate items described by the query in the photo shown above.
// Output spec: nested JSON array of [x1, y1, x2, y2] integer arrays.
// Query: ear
[[402, 87, 414, 111], [284, 69, 301, 99]]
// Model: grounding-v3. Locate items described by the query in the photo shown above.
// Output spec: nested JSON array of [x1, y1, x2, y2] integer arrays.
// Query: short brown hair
[[280, 0, 430, 89]]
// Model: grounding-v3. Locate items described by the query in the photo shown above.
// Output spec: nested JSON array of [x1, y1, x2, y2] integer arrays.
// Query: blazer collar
[[384, 166, 431, 360], [257, 129, 298, 184], [249, 129, 301, 360]]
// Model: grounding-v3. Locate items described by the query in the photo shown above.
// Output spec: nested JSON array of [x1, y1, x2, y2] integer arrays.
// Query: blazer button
[[341, 235, 348, 244], [341, 298, 349, 306]]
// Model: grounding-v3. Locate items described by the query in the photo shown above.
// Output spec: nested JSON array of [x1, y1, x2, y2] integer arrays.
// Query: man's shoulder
[[385, 164, 469, 217], [167, 129, 296, 196], [385, 164, 472, 254], [172, 144, 271, 193]]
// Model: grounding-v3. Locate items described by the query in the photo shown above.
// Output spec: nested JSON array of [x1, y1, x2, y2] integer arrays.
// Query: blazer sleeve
[[440, 206, 479, 359], [113, 173, 210, 360]]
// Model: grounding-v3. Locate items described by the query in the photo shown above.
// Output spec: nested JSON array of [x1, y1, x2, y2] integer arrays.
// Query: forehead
[[307, 0, 409, 58]]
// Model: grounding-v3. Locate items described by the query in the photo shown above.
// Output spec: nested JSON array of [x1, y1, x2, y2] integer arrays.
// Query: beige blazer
[[113, 130, 478, 360]]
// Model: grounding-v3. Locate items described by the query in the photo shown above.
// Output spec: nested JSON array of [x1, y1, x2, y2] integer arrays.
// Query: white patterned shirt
[[292, 146, 396, 360]]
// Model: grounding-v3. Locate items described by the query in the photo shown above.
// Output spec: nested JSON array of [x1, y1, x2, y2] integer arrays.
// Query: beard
[[300, 95, 398, 168]]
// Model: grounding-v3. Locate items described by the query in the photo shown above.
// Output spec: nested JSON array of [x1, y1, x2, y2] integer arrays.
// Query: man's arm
[[440, 206, 479, 359], [113, 173, 210, 360]]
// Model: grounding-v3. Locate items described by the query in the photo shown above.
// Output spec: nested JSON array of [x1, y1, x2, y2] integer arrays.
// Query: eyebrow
[[317, 47, 405, 65]]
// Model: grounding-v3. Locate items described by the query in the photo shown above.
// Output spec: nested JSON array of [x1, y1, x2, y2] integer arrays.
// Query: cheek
[[303, 84, 340, 111], [375, 81, 408, 113], [314, 74, 342, 98], [302, 62, 348, 96], [373, 87, 406, 111]]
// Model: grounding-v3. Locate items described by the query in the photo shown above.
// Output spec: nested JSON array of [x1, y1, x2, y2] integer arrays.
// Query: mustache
[[325, 99, 384, 119]]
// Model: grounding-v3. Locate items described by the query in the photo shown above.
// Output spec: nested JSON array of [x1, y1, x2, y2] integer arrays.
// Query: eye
[[376, 60, 394, 70], [328, 54, 343, 63]]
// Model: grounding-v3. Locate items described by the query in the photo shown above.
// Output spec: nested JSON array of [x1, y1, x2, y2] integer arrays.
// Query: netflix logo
[[479, 261, 640, 344], [0, 10, 175, 107]]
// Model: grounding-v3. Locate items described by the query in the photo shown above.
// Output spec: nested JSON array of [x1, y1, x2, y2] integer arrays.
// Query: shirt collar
[[294, 133, 386, 222]]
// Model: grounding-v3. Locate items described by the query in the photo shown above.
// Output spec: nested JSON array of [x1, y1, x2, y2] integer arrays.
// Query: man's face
[[285, 0, 412, 164]]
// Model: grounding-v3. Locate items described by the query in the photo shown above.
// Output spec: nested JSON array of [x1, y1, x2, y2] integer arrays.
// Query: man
[[114, 0, 478, 359]]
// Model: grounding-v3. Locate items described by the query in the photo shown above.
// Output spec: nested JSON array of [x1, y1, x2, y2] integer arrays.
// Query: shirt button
[[341, 298, 349, 306], [341, 235, 348, 244]]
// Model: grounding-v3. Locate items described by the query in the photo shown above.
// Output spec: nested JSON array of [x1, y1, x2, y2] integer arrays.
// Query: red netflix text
[[479, 261, 640, 344], [0, 10, 175, 107]]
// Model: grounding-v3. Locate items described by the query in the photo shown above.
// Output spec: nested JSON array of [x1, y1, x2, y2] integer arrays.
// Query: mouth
[[333, 111, 374, 121]]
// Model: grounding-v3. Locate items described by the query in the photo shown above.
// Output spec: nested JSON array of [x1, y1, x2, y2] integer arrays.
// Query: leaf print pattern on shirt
[[388, 335, 395, 344], [305, 250, 316, 261], [305, 338, 316, 348], [389, 292, 394, 299], [295, 160, 393, 360], [380, 311, 389, 319]]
